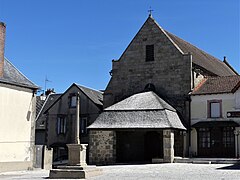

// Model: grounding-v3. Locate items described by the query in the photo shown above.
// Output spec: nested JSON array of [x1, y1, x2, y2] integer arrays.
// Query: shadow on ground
[[217, 164, 240, 170]]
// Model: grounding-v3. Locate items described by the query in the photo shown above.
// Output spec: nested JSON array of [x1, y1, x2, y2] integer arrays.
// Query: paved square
[[0, 163, 240, 179]]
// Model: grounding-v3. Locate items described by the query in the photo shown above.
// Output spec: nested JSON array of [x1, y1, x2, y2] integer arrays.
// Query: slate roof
[[76, 84, 103, 106], [36, 96, 46, 118], [0, 58, 38, 89], [165, 31, 236, 76], [192, 121, 239, 128], [192, 75, 240, 95], [36, 93, 62, 129], [106, 91, 175, 111], [88, 91, 186, 130], [43, 83, 103, 114]]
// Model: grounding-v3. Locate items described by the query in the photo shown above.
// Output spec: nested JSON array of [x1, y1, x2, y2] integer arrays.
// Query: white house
[[190, 76, 240, 158], [0, 22, 38, 172]]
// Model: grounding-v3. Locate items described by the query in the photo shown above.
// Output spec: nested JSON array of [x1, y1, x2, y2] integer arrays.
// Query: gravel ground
[[0, 163, 240, 180]]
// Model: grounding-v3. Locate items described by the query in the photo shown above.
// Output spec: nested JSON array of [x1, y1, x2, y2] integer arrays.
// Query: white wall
[[0, 85, 35, 163], [190, 91, 240, 156], [235, 89, 240, 109], [191, 93, 240, 124]]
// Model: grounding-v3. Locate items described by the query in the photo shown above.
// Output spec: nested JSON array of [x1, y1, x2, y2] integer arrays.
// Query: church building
[[88, 15, 237, 164]]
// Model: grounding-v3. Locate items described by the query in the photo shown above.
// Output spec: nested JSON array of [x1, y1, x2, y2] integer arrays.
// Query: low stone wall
[[89, 130, 116, 165]]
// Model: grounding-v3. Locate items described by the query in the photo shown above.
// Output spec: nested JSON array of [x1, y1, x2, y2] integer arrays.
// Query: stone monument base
[[49, 143, 102, 179], [49, 165, 102, 179]]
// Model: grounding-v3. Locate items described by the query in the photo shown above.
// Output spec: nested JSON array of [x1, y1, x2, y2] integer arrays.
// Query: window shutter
[[146, 45, 154, 62]]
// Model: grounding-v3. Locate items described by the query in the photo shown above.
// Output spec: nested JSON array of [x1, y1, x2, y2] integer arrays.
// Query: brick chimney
[[0, 22, 6, 78]]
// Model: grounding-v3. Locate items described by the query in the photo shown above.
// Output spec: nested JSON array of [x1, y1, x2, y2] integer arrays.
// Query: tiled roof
[[192, 75, 240, 95], [88, 91, 186, 130], [0, 58, 38, 89], [165, 31, 236, 76]]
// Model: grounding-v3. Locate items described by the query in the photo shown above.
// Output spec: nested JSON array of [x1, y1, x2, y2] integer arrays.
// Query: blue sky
[[0, 0, 239, 93]]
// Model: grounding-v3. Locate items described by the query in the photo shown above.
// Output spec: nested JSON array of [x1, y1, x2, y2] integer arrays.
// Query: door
[[144, 131, 163, 161], [210, 127, 222, 157], [197, 128, 211, 157], [198, 127, 235, 157]]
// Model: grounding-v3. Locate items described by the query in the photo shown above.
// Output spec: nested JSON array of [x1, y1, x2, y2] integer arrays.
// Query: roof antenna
[[44, 75, 52, 94], [148, 6, 154, 17]]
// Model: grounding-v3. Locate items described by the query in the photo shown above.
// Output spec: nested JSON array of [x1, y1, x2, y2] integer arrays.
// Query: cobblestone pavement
[[0, 163, 240, 180]]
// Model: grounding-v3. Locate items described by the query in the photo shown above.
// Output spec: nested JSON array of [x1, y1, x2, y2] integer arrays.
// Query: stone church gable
[[104, 16, 192, 119]]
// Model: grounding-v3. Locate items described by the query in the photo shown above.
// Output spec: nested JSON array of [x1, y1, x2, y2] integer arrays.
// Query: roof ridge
[[75, 83, 103, 94], [151, 91, 176, 112]]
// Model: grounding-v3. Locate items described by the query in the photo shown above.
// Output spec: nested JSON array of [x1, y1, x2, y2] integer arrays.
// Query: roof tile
[[192, 76, 240, 95]]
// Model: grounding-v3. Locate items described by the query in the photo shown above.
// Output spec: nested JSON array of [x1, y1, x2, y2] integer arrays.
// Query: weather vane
[[148, 6, 154, 17]]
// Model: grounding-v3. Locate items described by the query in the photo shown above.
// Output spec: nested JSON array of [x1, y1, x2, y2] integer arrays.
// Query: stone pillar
[[67, 144, 88, 166], [43, 146, 53, 170], [163, 129, 174, 163]]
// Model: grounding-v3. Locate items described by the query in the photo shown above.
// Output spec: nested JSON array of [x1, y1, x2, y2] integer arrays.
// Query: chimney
[[0, 22, 6, 78]]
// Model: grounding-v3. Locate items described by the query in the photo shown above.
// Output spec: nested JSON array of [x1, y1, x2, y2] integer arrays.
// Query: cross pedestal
[[49, 144, 102, 179], [67, 144, 87, 166]]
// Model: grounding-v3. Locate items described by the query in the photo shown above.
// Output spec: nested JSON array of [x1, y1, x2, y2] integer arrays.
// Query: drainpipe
[[188, 95, 192, 157]]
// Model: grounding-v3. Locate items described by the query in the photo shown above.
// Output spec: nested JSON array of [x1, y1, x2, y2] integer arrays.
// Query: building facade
[[44, 83, 103, 162], [191, 76, 240, 158], [0, 22, 38, 172], [88, 15, 237, 164]]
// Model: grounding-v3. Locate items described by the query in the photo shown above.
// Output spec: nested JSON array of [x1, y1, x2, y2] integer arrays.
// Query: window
[[57, 116, 66, 135], [198, 128, 210, 148], [223, 127, 234, 148], [80, 117, 87, 134], [69, 94, 77, 108], [208, 100, 222, 118], [146, 45, 154, 62]]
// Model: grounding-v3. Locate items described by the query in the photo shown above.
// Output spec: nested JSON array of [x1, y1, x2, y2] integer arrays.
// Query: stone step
[[49, 166, 102, 179], [174, 157, 240, 164], [192, 161, 211, 164], [54, 165, 97, 170]]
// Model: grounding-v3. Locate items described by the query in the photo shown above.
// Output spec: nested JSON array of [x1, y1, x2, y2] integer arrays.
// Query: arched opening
[[144, 83, 156, 92]]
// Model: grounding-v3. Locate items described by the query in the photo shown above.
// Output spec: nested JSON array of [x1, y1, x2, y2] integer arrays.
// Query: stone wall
[[102, 16, 192, 160], [89, 130, 116, 165]]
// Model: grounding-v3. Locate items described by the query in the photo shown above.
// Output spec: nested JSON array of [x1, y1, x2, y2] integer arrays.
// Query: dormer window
[[146, 45, 154, 62]]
